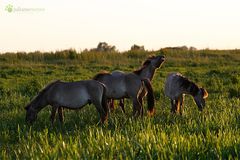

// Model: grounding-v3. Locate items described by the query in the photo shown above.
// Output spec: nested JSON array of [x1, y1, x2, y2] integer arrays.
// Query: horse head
[[25, 103, 38, 124], [193, 87, 208, 111], [146, 55, 165, 68]]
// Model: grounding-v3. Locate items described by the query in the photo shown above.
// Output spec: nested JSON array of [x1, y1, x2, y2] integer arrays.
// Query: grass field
[[0, 49, 240, 159]]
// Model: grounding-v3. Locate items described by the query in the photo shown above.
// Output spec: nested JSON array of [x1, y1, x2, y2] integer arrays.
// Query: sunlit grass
[[0, 49, 240, 159]]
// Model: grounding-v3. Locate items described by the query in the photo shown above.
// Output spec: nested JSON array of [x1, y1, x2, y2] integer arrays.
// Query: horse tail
[[142, 78, 155, 116], [100, 83, 108, 123]]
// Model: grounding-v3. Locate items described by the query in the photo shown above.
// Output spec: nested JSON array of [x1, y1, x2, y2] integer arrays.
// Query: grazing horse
[[25, 80, 108, 124], [105, 55, 165, 113], [164, 73, 208, 114]]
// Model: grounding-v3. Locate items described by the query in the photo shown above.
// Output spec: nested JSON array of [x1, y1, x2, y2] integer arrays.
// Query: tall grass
[[0, 49, 240, 159]]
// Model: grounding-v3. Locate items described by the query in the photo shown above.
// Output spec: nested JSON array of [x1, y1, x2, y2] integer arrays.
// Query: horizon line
[[1, 45, 240, 54]]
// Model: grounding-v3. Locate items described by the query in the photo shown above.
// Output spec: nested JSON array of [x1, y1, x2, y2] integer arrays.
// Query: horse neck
[[31, 80, 58, 112], [186, 82, 199, 97], [31, 92, 48, 113], [139, 65, 156, 81]]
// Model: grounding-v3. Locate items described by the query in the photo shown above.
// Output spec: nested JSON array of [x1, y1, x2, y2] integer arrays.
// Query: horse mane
[[178, 75, 199, 96], [26, 80, 60, 109], [93, 71, 110, 80], [38, 80, 60, 97], [133, 64, 149, 75], [133, 55, 156, 75]]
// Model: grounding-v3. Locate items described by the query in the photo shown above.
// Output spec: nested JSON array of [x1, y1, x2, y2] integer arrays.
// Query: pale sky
[[0, 0, 240, 52]]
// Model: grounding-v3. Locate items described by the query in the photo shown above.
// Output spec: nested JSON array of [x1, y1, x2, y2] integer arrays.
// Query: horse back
[[46, 80, 104, 108], [165, 73, 191, 99]]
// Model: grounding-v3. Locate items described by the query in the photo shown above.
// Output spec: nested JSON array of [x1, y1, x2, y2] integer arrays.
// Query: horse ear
[[201, 88, 208, 99]]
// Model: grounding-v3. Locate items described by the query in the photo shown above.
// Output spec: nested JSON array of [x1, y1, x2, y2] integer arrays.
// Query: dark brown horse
[[164, 73, 208, 115], [25, 80, 108, 124]]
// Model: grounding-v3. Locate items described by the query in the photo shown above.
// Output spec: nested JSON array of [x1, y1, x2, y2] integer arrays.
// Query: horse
[[98, 55, 165, 114], [93, 73, 154, 117], [25, 80, 108, 124], [164, 73, 208, 115], [93, 55, 165, 116]]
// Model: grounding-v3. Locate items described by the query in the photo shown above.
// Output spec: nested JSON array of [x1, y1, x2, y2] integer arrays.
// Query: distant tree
[[130, 44, 145, 51], [91, 42, 116, 52], [181, 46, 188, 51], [189, 46, 197, 51], [97, 42, 108, 52], [163, 46, 188, 51], [82, 48, 89, 53]]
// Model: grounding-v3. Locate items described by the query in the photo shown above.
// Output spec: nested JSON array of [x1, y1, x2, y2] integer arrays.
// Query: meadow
[[0, 49, 240, 159]]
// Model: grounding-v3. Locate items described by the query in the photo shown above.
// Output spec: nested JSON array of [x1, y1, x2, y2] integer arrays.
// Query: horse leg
[[171, 98, 180, 114], [110, 99, 115, 112], [132, 97, 142, 117], [171, 99, 176, 113], [58, 107, 64, 123], [179, 95, 184, 115], [50, 107, 57, 125], [171, 99, 180, 114], [139, 89, 146, 106], [93, 101, 108, 123], [176, 99, 180, 114], [139, 90, 146, 116], [119, 99, 125, 114], [138, 96, 144, 117]]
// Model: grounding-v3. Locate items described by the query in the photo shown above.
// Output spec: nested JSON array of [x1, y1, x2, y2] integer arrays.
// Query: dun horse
[[121, 55, 165, 112], [93, 55, 165, 116], [164, 73, 208, 114], [95, 55, 165, 114], [25, 80, 108, 124]]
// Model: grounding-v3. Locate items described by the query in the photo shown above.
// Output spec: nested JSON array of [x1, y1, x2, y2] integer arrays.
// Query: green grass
[[0, 49, 240, 159]]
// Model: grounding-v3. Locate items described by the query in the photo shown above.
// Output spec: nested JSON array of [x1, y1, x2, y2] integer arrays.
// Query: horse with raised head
[[107, 55, 164, 113], [25, 80, 108, 124], [93, 55, 165, 116], [164, 73, 208, 115], [133, 55, 165, 81]]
